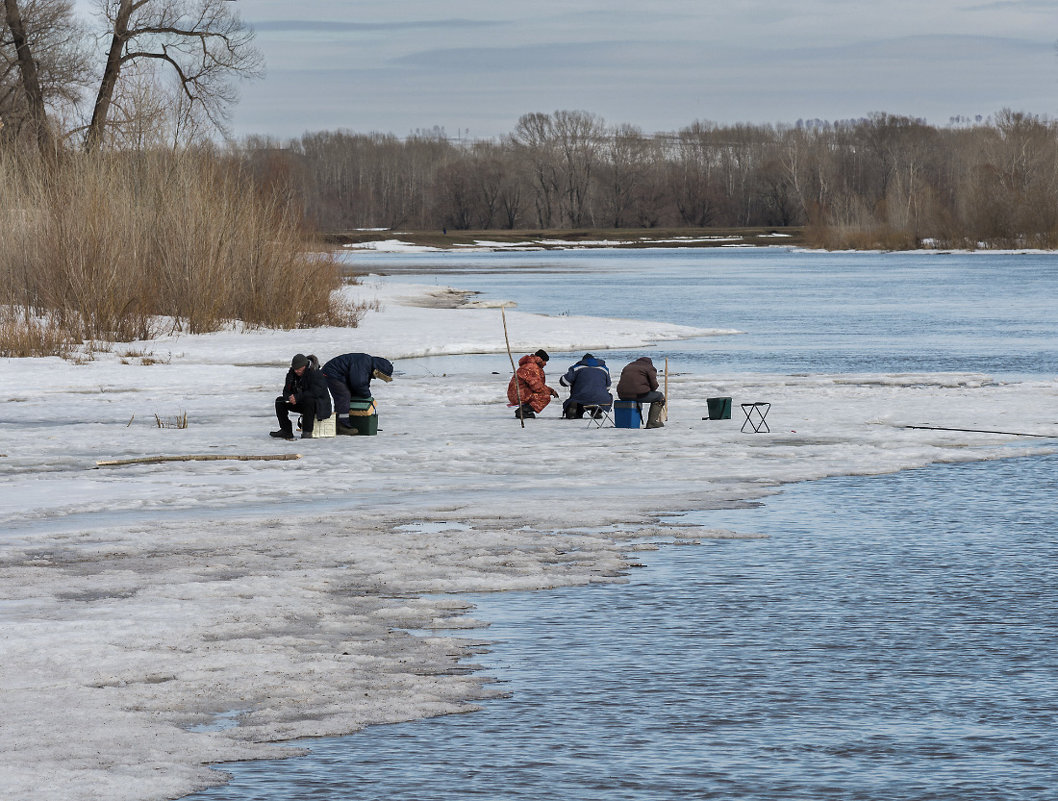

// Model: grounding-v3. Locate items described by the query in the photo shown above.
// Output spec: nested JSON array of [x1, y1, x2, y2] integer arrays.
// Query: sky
[[216, 0, 1058, 142]]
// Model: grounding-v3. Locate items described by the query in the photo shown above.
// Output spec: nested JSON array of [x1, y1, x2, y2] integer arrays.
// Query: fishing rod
[[500, 305, 525, 429], [904, 425, 1057, 439]]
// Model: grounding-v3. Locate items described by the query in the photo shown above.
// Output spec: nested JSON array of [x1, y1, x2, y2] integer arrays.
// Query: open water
[[188, 247, 1058, 800], [354, 247, 1058, 378]]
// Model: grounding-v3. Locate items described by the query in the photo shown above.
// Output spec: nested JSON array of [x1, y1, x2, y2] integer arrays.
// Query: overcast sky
[[222, 1, 1057, 140]]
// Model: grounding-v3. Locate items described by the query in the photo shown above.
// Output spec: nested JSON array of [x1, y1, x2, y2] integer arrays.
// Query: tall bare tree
[[84, 0, 261, 152], [3, 0, 47, 154], [552, 110, 604, 227], [513, 112, 560, 227], [1, 0, 88, 154], [600, 123, 651, 227]]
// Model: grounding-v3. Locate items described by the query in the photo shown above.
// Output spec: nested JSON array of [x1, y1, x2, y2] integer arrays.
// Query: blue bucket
[[613, 400, 641, 429]]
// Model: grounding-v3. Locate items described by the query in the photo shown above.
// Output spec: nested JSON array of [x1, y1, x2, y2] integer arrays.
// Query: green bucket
[[706, 396, 732, 420], [348, 398, 378, 435]]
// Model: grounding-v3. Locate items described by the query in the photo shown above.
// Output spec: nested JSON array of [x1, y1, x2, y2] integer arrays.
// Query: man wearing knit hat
[[507, 349, 559, 419], [271, 353, 333, 440]]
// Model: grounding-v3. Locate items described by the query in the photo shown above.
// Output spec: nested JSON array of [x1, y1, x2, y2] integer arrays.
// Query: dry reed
[[0, 148, 350, 357]]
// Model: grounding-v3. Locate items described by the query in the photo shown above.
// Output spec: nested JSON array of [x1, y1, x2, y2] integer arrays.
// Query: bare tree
[[435, 155, 476, 229], [671, 122, 721, 226], [513, 112, 560, 227], [84, 0, 261, 152], [754, 156, 800, 226], [552, 110, 604, 227], [1, 0, 88, 154], [495, 137, 525, 228], [600, 123, 651, 227], [2, 0, 48, 153]]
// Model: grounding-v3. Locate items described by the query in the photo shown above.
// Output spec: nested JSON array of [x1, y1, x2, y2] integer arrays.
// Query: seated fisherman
[[321, 352, 394, 434], [616, 356, 666, 429], [272, 353, 332, 440], [559, 353, 613, 419]]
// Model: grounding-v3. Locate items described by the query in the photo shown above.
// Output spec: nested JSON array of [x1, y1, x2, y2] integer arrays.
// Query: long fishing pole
[[904, 425, 1056, 439], [501, 305, 525, 429], [662, 357, 669, 422]]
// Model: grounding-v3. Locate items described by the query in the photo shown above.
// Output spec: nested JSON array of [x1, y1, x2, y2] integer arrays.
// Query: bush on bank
[[0, 149, 357, 357]]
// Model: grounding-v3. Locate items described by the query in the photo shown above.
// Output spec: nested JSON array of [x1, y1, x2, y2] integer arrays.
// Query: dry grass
[[0, 148, 352, 358], [804, 223, 918, 251], [0, 309, 73, 357], [154, 411, 188, 429], [119, 348, 170, 365]]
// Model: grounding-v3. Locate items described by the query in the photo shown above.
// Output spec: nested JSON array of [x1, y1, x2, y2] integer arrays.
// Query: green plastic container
[[348, 398, 378, 435], [706, 396, 732, 420]]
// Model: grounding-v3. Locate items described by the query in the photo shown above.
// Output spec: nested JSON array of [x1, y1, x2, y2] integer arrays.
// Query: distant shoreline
[[327, 229, 1058, 257], [323, 226, 804, 251]]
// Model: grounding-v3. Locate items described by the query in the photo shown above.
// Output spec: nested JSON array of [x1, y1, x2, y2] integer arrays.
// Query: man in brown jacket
[[616, 356, 666, 428]]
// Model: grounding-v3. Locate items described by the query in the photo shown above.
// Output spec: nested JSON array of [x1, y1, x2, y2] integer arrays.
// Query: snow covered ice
[[1, 277, 1056, 801]]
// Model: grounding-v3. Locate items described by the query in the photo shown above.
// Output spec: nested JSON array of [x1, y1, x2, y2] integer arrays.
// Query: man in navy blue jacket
[[322, 352, 394, 432], [559, 353, 613, 419]]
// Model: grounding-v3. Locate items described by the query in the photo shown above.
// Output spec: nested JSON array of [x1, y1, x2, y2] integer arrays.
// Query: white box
[[313, 413, 337, 438]]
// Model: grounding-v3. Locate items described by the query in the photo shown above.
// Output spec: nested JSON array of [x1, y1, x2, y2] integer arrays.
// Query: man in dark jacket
[[272, 353, 333, 440], [616, 356, 666, 428], [322, 352, 394, 432], [559, 353, 613, 419]]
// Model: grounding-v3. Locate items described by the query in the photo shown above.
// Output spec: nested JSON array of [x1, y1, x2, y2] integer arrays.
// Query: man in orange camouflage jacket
[[507, 349, 559, 419]]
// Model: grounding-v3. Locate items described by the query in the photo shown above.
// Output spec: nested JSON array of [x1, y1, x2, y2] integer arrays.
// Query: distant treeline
[[243, 110, 1058, 249]]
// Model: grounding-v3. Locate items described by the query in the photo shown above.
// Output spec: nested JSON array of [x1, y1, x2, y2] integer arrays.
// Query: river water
[[187, 247, 1058, 800], [351, 247, 1058, 378]]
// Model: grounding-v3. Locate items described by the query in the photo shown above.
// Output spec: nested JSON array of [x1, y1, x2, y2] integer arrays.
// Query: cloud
[[964, 0, 1056, 9], [386, 33, 1051, 76], [252, 18, 500, 34], [391, 40, 651, 71], [231, 19, 1058, 140]]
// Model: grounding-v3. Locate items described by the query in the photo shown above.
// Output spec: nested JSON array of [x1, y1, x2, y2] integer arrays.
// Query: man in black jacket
[[271, 354, 333, 440]]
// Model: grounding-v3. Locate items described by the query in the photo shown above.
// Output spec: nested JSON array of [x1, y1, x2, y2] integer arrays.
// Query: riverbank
[[324, 226, 804, 252], [1, 277, 1056, 801]]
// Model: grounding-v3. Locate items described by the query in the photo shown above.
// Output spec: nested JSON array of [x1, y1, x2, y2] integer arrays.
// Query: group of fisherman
[[507, 350, 666, 429], [271, 348, 665, 439], [271, 352, 393, 440]]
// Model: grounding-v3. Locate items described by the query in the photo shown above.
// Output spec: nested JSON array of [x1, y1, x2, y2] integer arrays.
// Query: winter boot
[[336, 417, 358, 435], [515, 404, 535, 419], [645, 401, 666, 429], [270, 428, 295, 440]]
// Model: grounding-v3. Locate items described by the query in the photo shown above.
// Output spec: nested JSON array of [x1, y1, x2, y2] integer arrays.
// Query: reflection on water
[[189, 455, 1058, 801]]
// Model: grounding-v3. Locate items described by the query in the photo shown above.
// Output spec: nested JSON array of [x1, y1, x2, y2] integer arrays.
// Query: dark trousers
[[275, 396, 318, 434], [618, 390, 665, 422], [325, 376, 351, 421], [562, 398, 613, 418], [621, 390, 664, 405]]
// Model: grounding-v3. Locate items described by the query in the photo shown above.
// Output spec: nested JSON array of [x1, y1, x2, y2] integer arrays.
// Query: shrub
[[0, 148, 350, 357], [0, 308, 73, 358]]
